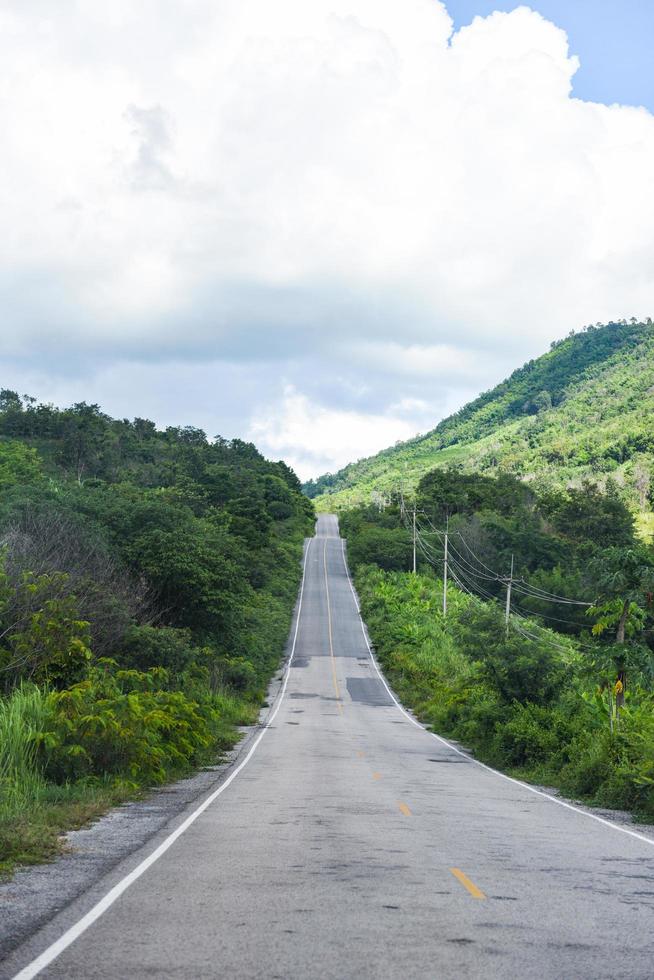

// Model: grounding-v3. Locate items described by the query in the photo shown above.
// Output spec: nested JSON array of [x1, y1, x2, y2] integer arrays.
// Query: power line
[[415, 505, 593, 606], [415, 519, 500, 583], [510, 581, 592, 606], [454, 530, 506, 579], [404, 499, 589, 643], [397, 488, 596, 654]]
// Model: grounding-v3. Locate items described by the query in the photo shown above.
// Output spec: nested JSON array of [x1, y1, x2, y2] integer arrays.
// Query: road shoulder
[[0, 663, 288, 968]]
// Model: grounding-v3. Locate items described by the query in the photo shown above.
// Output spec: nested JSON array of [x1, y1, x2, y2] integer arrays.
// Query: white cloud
[[249, 386, 416, 479], [346, 341, 505, 381], [1, 1, 654, 476]]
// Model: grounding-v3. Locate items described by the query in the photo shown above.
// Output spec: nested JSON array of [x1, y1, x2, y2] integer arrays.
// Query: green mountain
[[306, 320, 654, 524]]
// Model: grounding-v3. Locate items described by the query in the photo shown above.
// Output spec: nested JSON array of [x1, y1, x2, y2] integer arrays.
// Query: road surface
[[4, 514, 654, 979]]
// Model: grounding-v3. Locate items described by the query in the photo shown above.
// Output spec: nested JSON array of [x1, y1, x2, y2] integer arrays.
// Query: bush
[[0, 585, 92, 692], [215, 656, 257, 692], [117, 625, 198, 674], [448, 685, 503, 750], [559, 729, 617, 801], [454, 603, 567, 705], [492, 703, 568, 768], [348, 527, 413, 572], [42, 666, 223, 785]]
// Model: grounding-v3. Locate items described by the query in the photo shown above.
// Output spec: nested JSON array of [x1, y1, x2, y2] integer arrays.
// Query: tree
[[0, 502, 150, 657], [588, 546, 654, 710], [418, 469, 532, 522], [0, 441, 43, 489], [633, 461, 651, 510], [0, 564, 92, 691], [347, 526, 413, 572], [58, 403, 110, 483], [541, 481, 635, 549], [455, 602, 566, 706]]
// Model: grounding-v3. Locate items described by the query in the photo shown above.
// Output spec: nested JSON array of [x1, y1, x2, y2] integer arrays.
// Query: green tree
[[541, 482, 635, 548], [455, 602, 566, 706], [588, 546, 654, 708], [0, 440, 43, 489], [348, 526, 413, 572], [5, 593, 92, 689], [58, 403, 111, 482]]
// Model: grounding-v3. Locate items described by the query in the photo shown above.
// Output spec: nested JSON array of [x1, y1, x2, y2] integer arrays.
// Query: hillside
[[306, 320, 654, 517]]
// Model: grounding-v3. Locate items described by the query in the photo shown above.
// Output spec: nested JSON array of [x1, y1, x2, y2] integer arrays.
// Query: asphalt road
[[4, 514, 654, 979]]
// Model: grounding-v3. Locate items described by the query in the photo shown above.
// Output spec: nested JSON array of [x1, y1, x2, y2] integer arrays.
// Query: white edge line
[[11, 538, 314, 980], [339, 536, 654, 850]]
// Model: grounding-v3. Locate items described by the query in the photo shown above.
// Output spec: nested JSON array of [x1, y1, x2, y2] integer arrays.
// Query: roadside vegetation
[[343, 466, 654, 822], [0, 392, 314, 877]]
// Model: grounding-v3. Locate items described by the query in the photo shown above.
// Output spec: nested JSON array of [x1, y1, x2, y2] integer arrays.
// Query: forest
[[0, 392, 314, 876], [307, 319, 654, 523], [341, 466, 654, 820]]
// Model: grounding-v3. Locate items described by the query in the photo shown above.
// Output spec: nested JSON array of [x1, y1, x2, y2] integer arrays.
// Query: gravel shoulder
[[0, 667, 286, 966]]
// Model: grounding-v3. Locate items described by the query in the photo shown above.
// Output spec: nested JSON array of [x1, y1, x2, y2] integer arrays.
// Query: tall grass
[[0, 679, 259, 877], [0, 684, 142, 877], [0, 684, 52, 817]]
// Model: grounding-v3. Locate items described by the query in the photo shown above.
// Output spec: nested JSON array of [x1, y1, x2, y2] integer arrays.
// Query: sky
[[447, 1, 654, 109], [1, 1, 654, 480]]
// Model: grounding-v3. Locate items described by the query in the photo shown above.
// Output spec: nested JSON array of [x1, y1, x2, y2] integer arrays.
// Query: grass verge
[[0, 683, 258, 881]]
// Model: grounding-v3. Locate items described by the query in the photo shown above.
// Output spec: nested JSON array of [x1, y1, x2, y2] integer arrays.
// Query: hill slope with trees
[[0, 394, 314, 876], [306, 320, 654, 522]]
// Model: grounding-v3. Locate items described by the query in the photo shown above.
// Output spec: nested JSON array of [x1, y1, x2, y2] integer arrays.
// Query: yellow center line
[[372, 772, 382, 780], [397, 802, 412, 816], [323, 540, 343, 714], [450, 868, 486, 899]]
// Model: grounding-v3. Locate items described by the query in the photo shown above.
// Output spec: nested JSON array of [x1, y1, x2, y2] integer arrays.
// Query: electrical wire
[[412, 521, 588, 653], [415, 519, 501, 583], [400, 488, 594, 623], [510, 581, 593, 606], [419, 509, 593, 605]]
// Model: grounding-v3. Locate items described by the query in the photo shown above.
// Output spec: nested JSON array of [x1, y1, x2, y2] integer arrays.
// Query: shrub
[[2, 591, 92, 691], [492, 702, 568, 768], [559, 730, 618, 801], [454, 603, 567, 705], [216, 656, 257, 692], [117, 624, 197, 674], [348, 527, 413, 572], [42, 666, 222, 785]]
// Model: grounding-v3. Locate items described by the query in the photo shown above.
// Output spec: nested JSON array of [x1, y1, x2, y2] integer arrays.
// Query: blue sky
[[448, 1, 654, 109]]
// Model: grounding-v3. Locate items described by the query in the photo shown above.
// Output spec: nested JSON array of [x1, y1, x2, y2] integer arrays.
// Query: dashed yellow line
[[397, 802, 412, 816], [323, 541, 343, 714], [450, 868, 486, 899]]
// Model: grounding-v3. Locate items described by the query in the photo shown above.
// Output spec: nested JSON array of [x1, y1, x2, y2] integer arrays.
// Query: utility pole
[[443, 516, 449, 618], [412, 503, 417, 575], [504, 554, 514, 636]]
